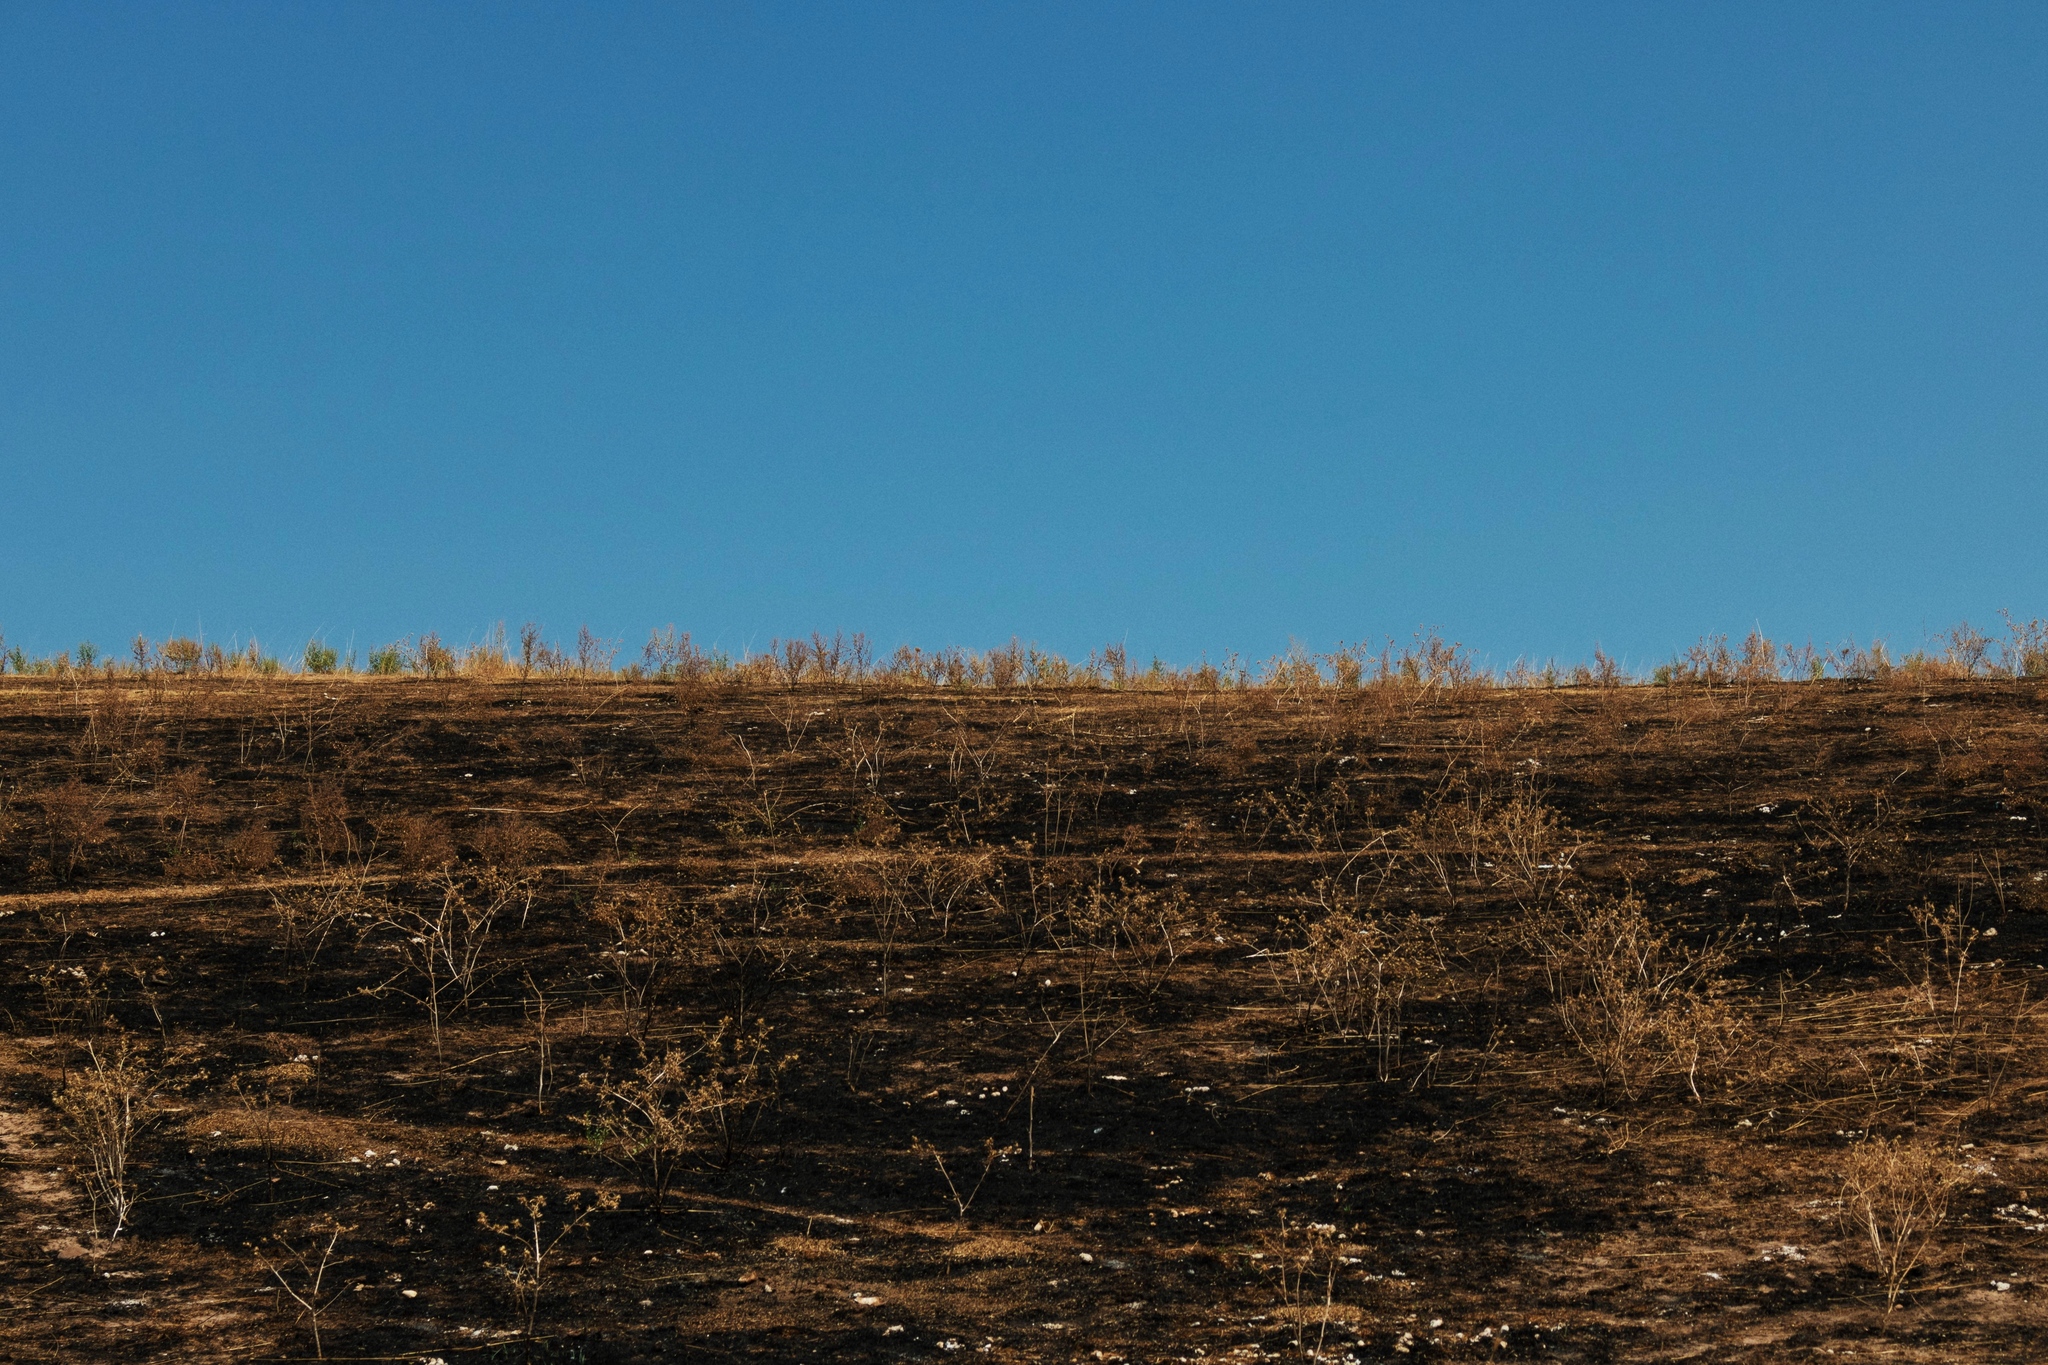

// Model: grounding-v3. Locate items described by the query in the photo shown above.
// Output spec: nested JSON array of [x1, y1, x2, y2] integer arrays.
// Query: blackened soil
[[0, 675, 2045, 1361]]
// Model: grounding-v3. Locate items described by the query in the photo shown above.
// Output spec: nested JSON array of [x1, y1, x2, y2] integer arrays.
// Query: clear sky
[[2, 3, 2043, 671]]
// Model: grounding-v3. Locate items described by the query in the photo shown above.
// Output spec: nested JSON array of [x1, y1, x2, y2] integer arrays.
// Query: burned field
[[2, 674, 2047, 1362]]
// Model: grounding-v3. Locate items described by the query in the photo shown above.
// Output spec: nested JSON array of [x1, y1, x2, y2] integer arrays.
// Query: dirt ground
[[1, 673, 2045, 1362]]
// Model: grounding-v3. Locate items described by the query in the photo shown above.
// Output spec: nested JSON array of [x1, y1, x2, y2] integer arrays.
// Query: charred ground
[[1, 673, 2046, 1362]]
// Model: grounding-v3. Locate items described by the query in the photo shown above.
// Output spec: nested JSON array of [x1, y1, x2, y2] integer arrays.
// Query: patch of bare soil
[[0, 1043, 93, 1261]]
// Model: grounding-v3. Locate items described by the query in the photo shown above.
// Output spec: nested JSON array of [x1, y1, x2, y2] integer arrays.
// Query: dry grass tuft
[[943, 1233, 1036, 1263], [185, 1106, 377, 1160], [768, 1234, 846, 1259]]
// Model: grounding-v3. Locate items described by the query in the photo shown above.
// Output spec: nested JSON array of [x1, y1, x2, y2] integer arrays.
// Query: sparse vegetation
[[0, 627, 2044, 1360]]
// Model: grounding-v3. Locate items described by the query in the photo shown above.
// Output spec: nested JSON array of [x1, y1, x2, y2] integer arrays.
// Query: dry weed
[[1527, 893, 1748, 1101], [1281, 903, 1443, 1081], [53, 1034, 159, 1240], [911, 1136, 1019, 1220], [255, 1220, 352, 1359], [1838, 1136, 1964, 1313], [479, 1190, 619, 1343], [587, 1019, 794, 1206]]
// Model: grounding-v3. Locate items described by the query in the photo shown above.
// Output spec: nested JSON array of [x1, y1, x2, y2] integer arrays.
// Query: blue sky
[[2, 3, 2043, 670]]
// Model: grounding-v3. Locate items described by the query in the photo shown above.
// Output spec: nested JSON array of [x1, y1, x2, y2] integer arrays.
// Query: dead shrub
[[156, 636, 202, 672], [34, 958, 112, 1036], [53, 1034, 159, 1240], [1471, 779, 1581, 905], [220, 1041, 327, 1164], [589, 887, 689, 1036], [379, 813, 455, 876], [42, 779, 113, 880], [479, 1191, 618, 1343], [222, 821, 280, 877], [819, 851, 919, 1002], [1526, 892, 1748, 1101], [714, 738, 812, 839], [850, 793, 902, 845], [272, 884, 367, 988], [1280, 900, 1444, 1081], [1838, 1136, 1964, 1312], [255, 1219, 353, 1359], [1397, 779, 1469, 912], [1019, 871, 1215, 1077], [365, 869, 520, 1053], [837, 846, 994, 941], [586, 1019, 795, 1206], [401, 632, 458, 677], [1803, 787, 1904, 914], [843, 1016, 891, 1092], [77, 688, 162, 781], [1892, 898, 1994, 1036], [1873, 897, 2034, 1090], [162, 846, 222, 881], [911, 1135, 1019, 1221], [690, 880, 805, 1029], [842, 719, 888, 794], [1060, 873, 1215, 1005], [470, 814, 565, 887], [297, 779, 357, 871], [764, 695, 826, 752], [156, 765, 216, 857], [1253, 776, 1373, 866], [1258, 1211, 1350, 1358]]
